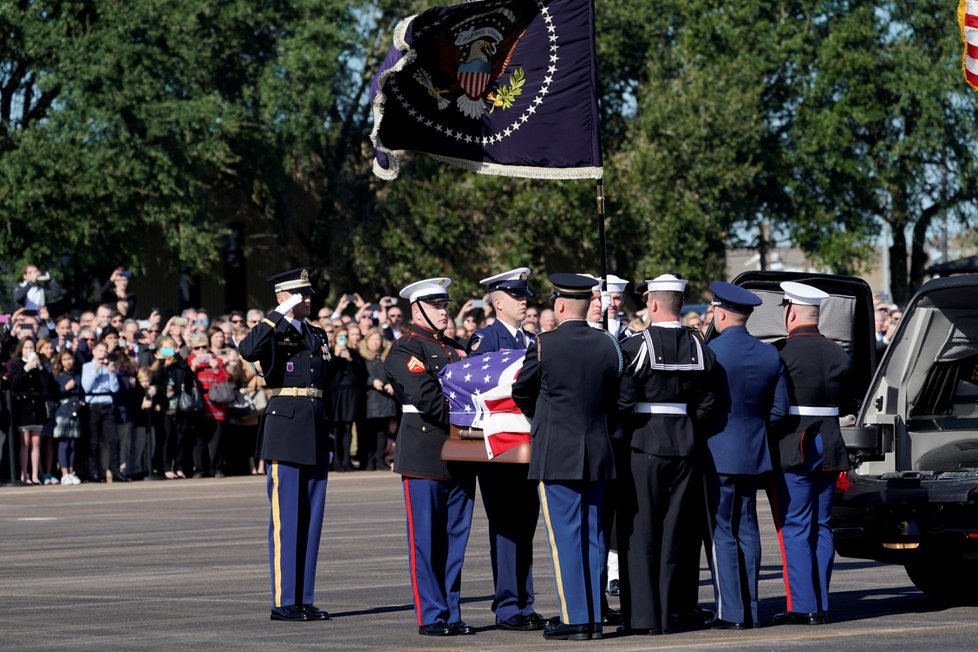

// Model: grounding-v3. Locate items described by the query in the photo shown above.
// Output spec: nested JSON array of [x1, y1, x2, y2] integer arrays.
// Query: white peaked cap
[[399, 277, 452, 303], [780, 281, 828, 306]]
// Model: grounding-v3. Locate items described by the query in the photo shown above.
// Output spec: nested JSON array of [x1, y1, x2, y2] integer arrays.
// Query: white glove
[[275, 293, 305, 315], [600, 291, 612, 314]]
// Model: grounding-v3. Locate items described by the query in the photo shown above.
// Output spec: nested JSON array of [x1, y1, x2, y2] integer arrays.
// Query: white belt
[[789, 406, 839, 417], [633, 402, 687, 415], [402, 404, 421, 413]]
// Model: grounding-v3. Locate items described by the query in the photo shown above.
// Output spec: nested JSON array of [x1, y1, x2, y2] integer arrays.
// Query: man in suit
[[512, 273, 623, 641], [616, 274, 718, 635], [385, 277, 476, 637], [238, 268, 334, 622], [703, 281, 789, 629], [465, 268, 548, 632], [770, 282, 853, 626]]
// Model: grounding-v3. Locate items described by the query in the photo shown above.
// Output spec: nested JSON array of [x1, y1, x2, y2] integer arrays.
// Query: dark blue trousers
[[477, 464, 539, 622], [770, 434, 836, 614], [402, 475, 475, 627], [705, 473, 763, 624], [266, 461, 328, 608], [538, 480, 606, 626]]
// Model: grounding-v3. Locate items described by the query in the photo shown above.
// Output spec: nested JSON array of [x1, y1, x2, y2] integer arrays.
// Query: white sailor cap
[[578, 273, 604, 292], [638, 273, 687, 294], [604, 274, 629, 293], [480, 267, 532, 297], [399, 277, 452, 303], [780, 281, 828, 307]]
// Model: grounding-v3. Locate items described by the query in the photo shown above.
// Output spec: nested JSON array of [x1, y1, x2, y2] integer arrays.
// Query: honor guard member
[[616, 274, 718, 635], [237, 268, 333, 622], [465, 268, 549, 631], [600, 274, 631, 602], [604, 274, 632, 341], [384, 277, 477, 637], [512, 274, 623, 641], [703, 281, 789, 629], [770, 282, 853, 626]]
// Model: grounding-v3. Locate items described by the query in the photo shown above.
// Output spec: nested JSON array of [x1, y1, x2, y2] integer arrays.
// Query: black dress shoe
[[498, 614, 531, 631], [270, 605, 310, 621], [709, 618, 747, 630], [449, 621, 476, 635], [590, 623, 604, 640], [607, 579, 620, 596], [525, 613, 549, 630], [299, 604, 330, 620], [772, 611, 822, 626], [616, 624, 661, 635], [418, 623, 454, 636], [543, 623, 592, 640], [602, 607, 622, 626], [669, 606, 713, 631]]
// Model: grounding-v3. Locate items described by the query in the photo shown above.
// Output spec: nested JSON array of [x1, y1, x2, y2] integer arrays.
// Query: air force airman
[[237, 268, 334, 622], [703, 281, 789, 629], [465, 268, 549, 632]]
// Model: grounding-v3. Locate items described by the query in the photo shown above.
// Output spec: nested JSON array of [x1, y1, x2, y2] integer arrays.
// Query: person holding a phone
[[238, 267, 335, 622], [149, 337, 194, 479], [8, 337, 54, 485], [329, 327, 366, 472]]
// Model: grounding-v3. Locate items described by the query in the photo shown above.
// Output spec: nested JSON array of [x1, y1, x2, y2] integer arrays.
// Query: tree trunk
[[888, 221, 909, 305], [909, 213, 931, 303]]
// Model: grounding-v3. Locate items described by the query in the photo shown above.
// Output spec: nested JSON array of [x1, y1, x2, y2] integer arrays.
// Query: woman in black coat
[[359, 328, 398, 470], [8, 337, 55, 485], [330, 327, 367, 471], [149, 336, 194, 478]]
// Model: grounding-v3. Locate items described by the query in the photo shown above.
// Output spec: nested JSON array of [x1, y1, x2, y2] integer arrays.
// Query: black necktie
[[516, 330, 526, 349]]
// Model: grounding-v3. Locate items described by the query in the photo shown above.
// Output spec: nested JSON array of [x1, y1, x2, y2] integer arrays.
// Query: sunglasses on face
[[230, 318, 243, 324], [193, 346, 209, 351]]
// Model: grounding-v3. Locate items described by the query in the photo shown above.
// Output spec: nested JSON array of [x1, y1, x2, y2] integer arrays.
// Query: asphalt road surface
[[2, 472, 976, 650]]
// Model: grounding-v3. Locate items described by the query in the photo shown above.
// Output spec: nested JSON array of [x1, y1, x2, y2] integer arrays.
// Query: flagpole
[[596, 178, 608, 330]]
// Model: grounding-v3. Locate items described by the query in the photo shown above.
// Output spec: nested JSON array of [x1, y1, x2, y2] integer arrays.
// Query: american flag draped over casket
[[439, 349, 531, 460]]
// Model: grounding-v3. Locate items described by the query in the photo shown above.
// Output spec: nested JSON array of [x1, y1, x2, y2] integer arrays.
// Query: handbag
[[249, 388, 269, 412], [178, 384, 204, 413], [226, 389, 256, 419], [207, 381, 237, 404]]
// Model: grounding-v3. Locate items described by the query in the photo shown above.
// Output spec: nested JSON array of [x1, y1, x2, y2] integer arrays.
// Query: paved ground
[[1, 472, 976, 651]]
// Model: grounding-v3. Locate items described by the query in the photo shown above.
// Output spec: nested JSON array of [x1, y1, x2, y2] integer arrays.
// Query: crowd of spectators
[[1, 264, 902, 487], [0, 266, 548, 486]]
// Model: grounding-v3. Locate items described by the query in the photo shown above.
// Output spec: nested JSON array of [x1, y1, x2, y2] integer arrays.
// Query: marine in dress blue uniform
[[237, 268, 333, 622], [384, 277, 476, 637], [512, 274, 624, 641], [465, 268, 548, 631], [769, 282, 853, 625], [616, 274, 718, 635], [703, 282, 789, 629]]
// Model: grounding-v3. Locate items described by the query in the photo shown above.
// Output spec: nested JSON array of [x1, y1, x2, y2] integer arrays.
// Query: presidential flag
[[961, 0, 978, 91], [370, 0, 602, 180], [439, 349, 531, 459]]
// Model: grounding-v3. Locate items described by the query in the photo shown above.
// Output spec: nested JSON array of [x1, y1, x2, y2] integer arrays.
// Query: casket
[[441, 426, 531, 464]]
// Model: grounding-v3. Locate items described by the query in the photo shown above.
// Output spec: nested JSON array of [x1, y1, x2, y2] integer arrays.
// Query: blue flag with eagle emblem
[[370, 0, 602, 180]]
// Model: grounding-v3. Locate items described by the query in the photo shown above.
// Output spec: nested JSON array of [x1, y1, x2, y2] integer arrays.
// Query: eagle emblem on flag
[[417, 4, 536, 119]]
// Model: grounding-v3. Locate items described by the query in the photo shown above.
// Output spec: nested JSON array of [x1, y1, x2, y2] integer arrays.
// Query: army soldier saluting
[[385, 277, 477, 637], [238, 268, 333, 622]]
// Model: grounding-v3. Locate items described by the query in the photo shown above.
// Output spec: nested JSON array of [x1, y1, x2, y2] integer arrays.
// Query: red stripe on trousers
[[403, 478, 423, 626], [767, 475, 793, 613]]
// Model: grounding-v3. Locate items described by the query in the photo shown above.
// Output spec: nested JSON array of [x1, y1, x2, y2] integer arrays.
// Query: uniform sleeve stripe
[[262, 318, 276, 328]]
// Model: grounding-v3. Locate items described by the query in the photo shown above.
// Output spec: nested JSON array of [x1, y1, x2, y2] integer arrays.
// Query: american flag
[[962, 0, 978, 91], [439, 349, 531, 460]]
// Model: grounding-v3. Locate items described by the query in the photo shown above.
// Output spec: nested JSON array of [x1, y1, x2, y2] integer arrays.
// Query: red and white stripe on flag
[[961, 0, 978, 91], [471, 365, 531, 460]]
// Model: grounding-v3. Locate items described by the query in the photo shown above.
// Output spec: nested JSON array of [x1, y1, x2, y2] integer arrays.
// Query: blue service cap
[[268, 268, 315, 295], [549, 273, 600, 300], [709, 281, 761, 315]]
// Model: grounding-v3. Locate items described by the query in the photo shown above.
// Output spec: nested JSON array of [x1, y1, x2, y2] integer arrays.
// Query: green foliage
[[2, 0, 976, 308]]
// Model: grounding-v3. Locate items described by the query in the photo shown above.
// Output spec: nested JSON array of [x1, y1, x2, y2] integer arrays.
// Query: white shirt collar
[[497, 318, 522, 339], [650, 320, 683, 329]]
